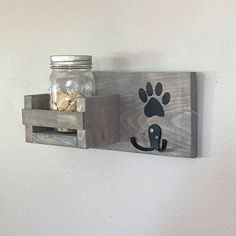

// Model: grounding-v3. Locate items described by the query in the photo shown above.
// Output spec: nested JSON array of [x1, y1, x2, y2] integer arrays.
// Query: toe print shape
[[139, 88, 148, 102], [146, 82, 153, 96], [138, 82, 171, 117], [162, 92, 170, 105]]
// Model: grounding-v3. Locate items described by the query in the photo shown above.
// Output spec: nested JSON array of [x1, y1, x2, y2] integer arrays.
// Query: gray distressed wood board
[[94, 71, 197, 158], [22, 71, 197, 158]]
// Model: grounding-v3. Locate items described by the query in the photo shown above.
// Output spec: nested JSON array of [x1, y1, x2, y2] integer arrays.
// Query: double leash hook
[[131, 124, 167, 152]]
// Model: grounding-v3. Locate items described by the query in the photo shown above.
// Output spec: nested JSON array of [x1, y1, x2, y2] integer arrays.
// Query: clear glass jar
[[49, 55, 95, 132]]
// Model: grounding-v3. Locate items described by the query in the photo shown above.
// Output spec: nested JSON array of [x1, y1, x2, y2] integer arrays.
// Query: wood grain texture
[[23, 95, 120, 149], [32, 130, 77, 148], [191, 73, 198, 157], [22, 72, 197, 158], [84, 95, 120, 148], [94, 71, 197, 158], [24, 94, 50, 110], [24, 94, 50, 143], [22, 109, 84, 130]]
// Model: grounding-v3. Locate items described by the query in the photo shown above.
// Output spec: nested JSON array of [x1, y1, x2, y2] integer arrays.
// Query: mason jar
[[49, 55, 95, 132]]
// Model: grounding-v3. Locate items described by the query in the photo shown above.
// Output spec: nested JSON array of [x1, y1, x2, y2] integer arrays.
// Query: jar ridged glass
[[49, 55, 95, 132]]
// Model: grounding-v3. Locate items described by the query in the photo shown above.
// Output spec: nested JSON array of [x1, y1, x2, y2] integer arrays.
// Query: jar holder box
[[22, 94, 120, 148], [22, 71, 197, 158]]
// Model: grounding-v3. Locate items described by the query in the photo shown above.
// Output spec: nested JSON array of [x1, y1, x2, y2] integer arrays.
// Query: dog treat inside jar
[[49, 55, 95, 132]]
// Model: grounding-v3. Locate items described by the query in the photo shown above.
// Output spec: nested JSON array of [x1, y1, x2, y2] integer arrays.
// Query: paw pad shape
[[139, 82, 170, 117]]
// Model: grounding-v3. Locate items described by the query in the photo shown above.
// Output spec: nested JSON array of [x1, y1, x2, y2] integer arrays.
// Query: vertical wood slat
[[24, 95, 33, 143], [24, 94, 50, 143], [190, 73, 198, 157], [78, 95, 120, 148]]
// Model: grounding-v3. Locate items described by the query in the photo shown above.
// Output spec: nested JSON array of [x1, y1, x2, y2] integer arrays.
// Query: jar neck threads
[[50, 55, 92, 70]]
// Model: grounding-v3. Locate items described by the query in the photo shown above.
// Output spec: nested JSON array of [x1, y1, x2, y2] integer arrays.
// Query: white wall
[[1, 0, 236, 235]]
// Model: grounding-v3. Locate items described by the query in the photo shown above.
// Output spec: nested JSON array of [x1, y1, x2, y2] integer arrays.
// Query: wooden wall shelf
[[22, 71, 197, 158]]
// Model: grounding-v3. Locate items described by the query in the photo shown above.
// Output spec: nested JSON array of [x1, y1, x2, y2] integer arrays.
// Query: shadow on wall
[[196, 72, 216, 158], [197, 72, 205, 157], [95, 51, 161, 71], [95, 53, 216, 158]]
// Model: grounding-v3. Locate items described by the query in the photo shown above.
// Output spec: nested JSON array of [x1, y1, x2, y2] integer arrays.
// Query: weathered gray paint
[[83, 95, 120, 148], [23, 95, 120, 149], [22, 109, 84, 130], [94, 71, 197, 158], [23, 94, 51, 143], [190, 73, 198, 158], [22, 71, 197, 157], [32, 130, 77, 148]]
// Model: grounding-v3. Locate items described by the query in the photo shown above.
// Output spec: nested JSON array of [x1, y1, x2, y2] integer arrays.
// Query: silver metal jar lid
[[50, 55, 92, 69]]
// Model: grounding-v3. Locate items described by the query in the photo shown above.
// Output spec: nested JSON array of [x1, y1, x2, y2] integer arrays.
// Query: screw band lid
[[50, 55, 92, 69]]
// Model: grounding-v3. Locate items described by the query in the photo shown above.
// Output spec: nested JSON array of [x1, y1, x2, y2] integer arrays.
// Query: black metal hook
[[130, 124, 167, 152]]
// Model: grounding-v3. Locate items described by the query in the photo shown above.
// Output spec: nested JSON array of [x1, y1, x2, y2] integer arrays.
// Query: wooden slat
[[190, 73, 198, 157], [22, 109, 84, 130], [24, 95, 34, 143], [32, 131, 77, 148], [24, 94, 50, 110], [76, 130, 87, 148], [83, 95, 120, 148], [24, 94, 50, 143]]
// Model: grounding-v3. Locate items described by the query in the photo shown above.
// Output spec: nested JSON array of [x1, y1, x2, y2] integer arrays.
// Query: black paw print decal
[[139, 82, 170, 117], [130, 82, 170, 152]]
